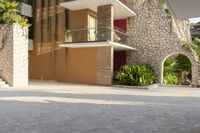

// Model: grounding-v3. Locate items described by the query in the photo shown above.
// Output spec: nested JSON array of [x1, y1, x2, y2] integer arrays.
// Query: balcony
[[60, 0, 136, 19], [60, 26, 134, 50]]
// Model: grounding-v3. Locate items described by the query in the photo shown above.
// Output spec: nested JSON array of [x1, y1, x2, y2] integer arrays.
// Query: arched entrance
[[161, 53, 192, 85]]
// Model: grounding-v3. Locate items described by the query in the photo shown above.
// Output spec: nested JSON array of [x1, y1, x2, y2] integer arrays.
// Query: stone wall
[[96, 46, 114, 85], [0, 24, 28, 87], [127, 0, 200, 86]]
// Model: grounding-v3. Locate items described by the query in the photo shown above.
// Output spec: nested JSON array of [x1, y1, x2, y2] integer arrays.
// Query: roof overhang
[[164, 0, 200, 19], [60, 0, 136, 19], [59, 41, 135, 51]]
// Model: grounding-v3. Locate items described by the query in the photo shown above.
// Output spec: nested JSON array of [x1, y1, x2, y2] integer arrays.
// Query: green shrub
[[117, 65, 133, 85], [0, 0, 31, 27], [163, 73, 178, 85], [163, 54, 192, 85], [117, 64, 157, 86], [175, 54, 191, 72], [182, 38, 200, 61]]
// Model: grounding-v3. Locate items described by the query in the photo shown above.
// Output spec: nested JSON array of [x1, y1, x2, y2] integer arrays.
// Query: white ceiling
[[60, 0, 136, 19], [165, 0, 200, 19]]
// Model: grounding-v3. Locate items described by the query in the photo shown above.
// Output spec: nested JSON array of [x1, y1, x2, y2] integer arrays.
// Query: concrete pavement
[[0, 80, 200, 133]]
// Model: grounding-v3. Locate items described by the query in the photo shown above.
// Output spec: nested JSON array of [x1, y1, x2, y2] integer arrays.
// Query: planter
[[0, 24, 28, 87]]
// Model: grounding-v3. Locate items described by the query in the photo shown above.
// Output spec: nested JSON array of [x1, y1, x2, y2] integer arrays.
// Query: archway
[[162, 54, 192, 85]]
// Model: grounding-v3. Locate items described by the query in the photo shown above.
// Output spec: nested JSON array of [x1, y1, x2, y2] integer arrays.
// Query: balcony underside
[[60, 41, 135, 51], [60, 0, 136, 19], [165, 0, 200, 19]]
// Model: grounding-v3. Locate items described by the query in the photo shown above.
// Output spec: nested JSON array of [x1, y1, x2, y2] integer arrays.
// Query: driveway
[[0, 80, 200, 133]]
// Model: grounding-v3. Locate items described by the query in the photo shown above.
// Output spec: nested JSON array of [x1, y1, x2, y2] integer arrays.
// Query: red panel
[[114, 51, 126, 71], [114, 19, 127, 31], [120, 0, 128, 5]]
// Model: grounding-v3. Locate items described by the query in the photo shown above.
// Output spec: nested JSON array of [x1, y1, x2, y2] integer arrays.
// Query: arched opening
[[162, 54, 192, 85]]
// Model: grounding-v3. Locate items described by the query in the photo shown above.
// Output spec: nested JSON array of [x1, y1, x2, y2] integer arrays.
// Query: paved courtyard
[[0, 80, 200, 133]]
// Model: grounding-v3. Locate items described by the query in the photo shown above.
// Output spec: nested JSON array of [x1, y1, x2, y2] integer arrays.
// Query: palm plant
[[163, 54, 192, 85], [164, 58, 180, 75]]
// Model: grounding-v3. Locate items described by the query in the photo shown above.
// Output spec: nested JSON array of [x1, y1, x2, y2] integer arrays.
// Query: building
[[191, 22, 200, 39], [1, 0, 200, 87], [28, 0, 136, 86], [23, 0, 200, 86]]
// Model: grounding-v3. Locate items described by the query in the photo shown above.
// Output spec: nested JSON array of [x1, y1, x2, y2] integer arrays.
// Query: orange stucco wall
[[29, 51, 55, 80], [29, 48, 97, 84], [69, 9, 97, 29], [64, 48, 97, 84]]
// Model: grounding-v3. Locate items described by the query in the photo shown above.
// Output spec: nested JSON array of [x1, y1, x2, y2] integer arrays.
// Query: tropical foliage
[[163, 54, 192, 85], [163, 73, 178, 85], [182, 38, 200, 61], [117, 64, 157, 86], [0, 0, 30, 27]]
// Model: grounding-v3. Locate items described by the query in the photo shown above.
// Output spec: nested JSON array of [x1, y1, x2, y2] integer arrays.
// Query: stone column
[[0, 24, 28, 87], [97, 5, 114, 41], [96, 46, 114, 85]]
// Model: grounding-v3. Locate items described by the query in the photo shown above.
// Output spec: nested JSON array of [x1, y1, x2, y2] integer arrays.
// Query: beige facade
[[29, 0, 116, 85]]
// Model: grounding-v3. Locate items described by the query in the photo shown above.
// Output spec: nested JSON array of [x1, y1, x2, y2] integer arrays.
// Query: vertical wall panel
[[30, 0, 66, 80]]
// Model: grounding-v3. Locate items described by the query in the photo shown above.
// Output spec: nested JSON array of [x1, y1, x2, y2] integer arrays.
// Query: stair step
[[0, 81, 6, 85], [0, 77, 9, 88], [0, 84, 9, 88]]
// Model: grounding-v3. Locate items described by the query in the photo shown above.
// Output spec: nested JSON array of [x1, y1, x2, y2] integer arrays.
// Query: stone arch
[[126, 0, 200, 86], [160, 51, 199, 85]]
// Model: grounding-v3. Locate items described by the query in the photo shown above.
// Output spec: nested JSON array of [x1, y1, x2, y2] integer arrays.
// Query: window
[[88, 15, 97, 41]]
